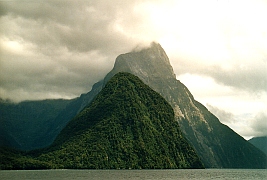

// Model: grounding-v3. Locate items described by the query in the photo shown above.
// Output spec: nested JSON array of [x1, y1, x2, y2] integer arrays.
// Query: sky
[[0, 0, 266, 139]]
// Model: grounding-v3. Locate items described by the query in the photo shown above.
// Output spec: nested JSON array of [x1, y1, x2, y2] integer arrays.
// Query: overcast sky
[[1, 0, 266, 139]]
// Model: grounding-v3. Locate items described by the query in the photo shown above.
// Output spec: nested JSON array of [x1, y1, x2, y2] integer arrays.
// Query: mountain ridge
[[1, 72, 203, 169]]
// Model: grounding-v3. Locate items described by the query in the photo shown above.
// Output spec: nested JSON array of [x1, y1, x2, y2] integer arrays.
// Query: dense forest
[[0, 72, 203, 169]]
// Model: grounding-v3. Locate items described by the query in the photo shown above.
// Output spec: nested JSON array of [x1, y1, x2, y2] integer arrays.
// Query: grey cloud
[[175, 59, 267, 93], [206, 104, 235, 124], [207, 104, 267, 138], [1, 1, 88, 22], [207, 63, 267, 93], [0, 0, 150, 102], [1, 0, 144, 55], [0, 45, 111, 102], [250, 112, 267, 137], [1, 0, 266, 103]]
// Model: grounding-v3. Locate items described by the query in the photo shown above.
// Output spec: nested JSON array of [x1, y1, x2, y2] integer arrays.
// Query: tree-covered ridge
[[34, 72, 203, 169]]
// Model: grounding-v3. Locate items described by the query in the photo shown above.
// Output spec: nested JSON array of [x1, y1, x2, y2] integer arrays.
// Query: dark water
[[0, 169, 266, 180]]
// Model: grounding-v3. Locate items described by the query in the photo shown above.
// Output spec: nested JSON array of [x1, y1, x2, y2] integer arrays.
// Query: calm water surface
[[1, 169, 266, 180]]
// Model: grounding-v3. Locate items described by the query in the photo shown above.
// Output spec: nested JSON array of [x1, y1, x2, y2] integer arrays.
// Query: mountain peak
[[105, 42, 176, 83]]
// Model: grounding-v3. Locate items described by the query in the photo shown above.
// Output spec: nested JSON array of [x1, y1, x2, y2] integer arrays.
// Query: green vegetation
[[0, 147, 53, 170], [37, 72, 203, 169], [0, 72, 204, 169]]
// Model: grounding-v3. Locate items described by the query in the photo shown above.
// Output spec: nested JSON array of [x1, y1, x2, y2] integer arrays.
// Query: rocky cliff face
[[91, 42, 266, 168], [105, 42, 176, 82]]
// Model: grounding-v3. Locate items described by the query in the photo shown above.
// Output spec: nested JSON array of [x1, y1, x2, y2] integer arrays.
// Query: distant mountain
[[1, 72, 204, 169], [249, 136, 267, 156], [0, 84, 104, 151], [0, 99, 73, 150]]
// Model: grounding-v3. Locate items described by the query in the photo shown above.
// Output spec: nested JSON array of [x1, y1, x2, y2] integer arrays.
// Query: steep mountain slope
[[33, 72, 203, 169], [97, 42, 266, 168], [0, 99, 73, 150], [249, 136, 267, 156]]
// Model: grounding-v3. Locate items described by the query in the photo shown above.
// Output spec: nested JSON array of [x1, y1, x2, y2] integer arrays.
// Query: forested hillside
[[33, 72, 203, 169]]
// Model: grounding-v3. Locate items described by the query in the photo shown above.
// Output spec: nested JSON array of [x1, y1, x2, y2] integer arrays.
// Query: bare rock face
[[106, 42, 176, 82], [100, 42, 266, 168]]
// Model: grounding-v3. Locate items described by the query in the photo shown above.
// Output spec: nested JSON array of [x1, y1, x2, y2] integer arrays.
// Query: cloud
[[175, 60, 267, 93], [157, 0, 267, 93], [207, 104, 267, 139], [206, 104, 235, 124], [0, 35, 111, 102], [1, 0, 142, 54], [1, 0, 267, 104], [0, 0, 151, 102], [250, 112, 267, 137]]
